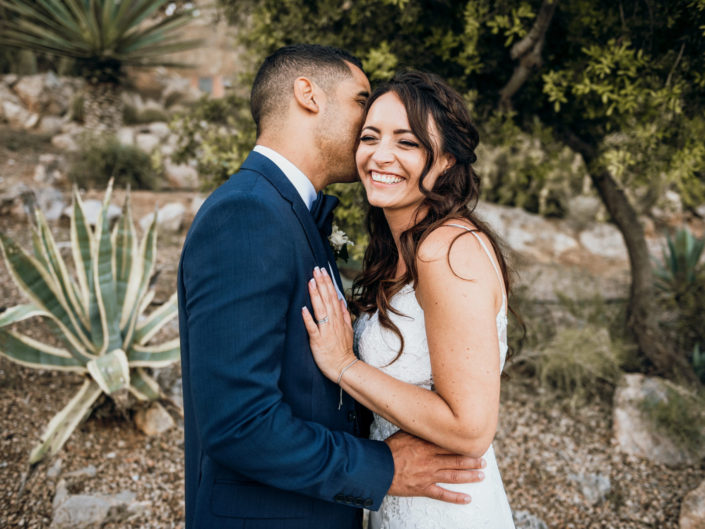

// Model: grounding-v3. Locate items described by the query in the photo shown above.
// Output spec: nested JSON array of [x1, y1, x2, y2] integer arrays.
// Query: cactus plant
[[0, 181, 179, 464]]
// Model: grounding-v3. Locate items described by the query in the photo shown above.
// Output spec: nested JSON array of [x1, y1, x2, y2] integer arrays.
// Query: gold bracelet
[[337, 358, 359, 410]]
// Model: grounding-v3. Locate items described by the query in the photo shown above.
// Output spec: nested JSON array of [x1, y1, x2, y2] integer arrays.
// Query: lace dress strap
[[445, 223, 506, 311]]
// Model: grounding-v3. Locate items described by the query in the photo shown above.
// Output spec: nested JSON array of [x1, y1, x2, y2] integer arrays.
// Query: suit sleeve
[[181, 192, 394, 508]]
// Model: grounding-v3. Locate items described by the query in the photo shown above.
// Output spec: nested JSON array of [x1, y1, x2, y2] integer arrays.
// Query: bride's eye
[[400, 140, 419, 148], [359, 135, 377, 143]]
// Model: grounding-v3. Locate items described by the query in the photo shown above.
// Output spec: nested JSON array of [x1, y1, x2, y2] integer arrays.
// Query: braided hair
[[351, 70, 516, 364]]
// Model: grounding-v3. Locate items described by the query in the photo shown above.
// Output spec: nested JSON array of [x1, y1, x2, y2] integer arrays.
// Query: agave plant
[[0, 0, 201, 131], [654, 227, 705, 294], [0, 181, 179, 464]]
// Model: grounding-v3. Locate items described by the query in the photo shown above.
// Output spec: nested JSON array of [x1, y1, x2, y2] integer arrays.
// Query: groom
[[177, 44, 485, 529]]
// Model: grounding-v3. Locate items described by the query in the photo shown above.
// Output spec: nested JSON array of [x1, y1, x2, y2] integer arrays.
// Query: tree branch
[[509, 0, 558, 60], [499, 0, 558, 111]]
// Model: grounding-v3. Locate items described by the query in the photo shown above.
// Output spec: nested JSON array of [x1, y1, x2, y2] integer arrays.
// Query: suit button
[[354, 498, 364, 506], [334, 493, 344, 502], [345, 495, 354, 504], [347, 411, 356, 422], [364, 498, 373, 507]]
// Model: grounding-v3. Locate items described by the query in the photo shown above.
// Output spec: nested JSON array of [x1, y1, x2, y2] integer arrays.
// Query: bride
[[302, 70, 515, 529]]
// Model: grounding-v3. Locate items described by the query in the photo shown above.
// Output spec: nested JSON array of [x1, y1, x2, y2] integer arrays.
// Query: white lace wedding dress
[[355, 227, 515, 529]]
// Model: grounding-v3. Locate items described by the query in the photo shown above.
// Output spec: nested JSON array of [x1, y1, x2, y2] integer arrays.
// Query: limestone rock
[[568, 472, 611, 505], [513, 510, 548, 529], [148, 121, 170, 140], [63, 199, 121, 226], [135, 132, 160, 153], [3, 100, 32, 128], [38, 116, 67, 135], [50, 479, 148, 529], [613, 374, 705, 466], [162, 76, 201, 106], [116, 127, 135, 146], [680, 479, 705, 529], [36, 187, 67, 222], [46, 458, 63, 479], [476, 201, 579, 261], [13, 74, 46, 112], [34, 154, 67, 186], [51, 133, 79, 152], [23, 112, 40, 130], [134, 402, 174, 436], [164, 161, 198, 189], [139, 202, 186, 233], [566, 195, 603, 229], [190, 195, 206, 216], [579, 223, 627, 260], [0, 84, 22, 116]]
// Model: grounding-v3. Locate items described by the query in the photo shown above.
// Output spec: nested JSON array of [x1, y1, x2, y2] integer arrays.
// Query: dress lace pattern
[[355, 229, 515, 529]]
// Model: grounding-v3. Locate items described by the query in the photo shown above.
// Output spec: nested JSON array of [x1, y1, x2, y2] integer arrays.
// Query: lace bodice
[[355, 228, 515, 529]]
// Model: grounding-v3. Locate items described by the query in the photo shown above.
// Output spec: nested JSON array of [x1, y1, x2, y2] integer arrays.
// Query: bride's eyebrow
[[361, 126, 415, 135]]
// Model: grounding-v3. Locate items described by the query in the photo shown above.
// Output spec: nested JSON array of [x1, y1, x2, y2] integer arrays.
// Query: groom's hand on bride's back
[[385, 431, 486, 504]]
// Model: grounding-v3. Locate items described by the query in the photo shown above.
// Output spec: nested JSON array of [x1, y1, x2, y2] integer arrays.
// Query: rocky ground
[[1, 126, 704, 528]]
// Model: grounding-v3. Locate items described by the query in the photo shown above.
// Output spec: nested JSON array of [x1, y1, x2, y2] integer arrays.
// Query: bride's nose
[[370, 139, 395, 165]]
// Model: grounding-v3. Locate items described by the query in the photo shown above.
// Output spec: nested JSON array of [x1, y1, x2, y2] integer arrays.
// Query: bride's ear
[[440, 153, 456, 174]]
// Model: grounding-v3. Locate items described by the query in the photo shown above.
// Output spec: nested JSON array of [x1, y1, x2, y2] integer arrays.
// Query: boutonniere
[[328, 224, 354, 262]]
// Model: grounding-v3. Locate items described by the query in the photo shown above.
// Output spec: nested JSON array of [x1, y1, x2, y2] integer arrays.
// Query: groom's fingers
[[433, 468, 485, 484], [424, 484, 472, 505], [437, 455, 486, 471]]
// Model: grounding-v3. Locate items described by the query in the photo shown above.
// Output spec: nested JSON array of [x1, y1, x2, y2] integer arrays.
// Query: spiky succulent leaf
[[128, 338, 179, 368], [0, 329, 85, 370], [86, 348, 130, 394], [121, 213, 157, 347], [0, 303, 46, 327], [35, 209, 90, 338], [0, 0, 200, 80], [28, 379, 103, 464], [0, 232, 91, 360], [70, 186, 93, 310], [133, 292, 177, 345], [113, 190, 138, 325], [129, 367, 163, 401], [92, 180, 122, 353]]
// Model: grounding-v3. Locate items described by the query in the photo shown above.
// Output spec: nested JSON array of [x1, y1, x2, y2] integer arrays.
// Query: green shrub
[[654, 227, 705, 383], [69, 135, 162, 190], [639, 386, 705, 453], [508, 285, 629, 404], [527, 325, 624, 405], [0, 183, 179, 463], [171, 93, 255, 190], [123, 104, 170, 125], [70, 94, 85, 123]]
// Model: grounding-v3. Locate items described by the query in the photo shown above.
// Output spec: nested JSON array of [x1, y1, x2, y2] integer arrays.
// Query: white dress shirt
[[253, 145, 344, 301]]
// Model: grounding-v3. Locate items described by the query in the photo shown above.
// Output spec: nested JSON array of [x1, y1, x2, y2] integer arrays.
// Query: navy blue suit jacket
[[177, 151, 395, 528]]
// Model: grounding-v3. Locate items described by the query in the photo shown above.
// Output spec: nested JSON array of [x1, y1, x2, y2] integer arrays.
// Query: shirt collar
[[253, 145, 317, 210]]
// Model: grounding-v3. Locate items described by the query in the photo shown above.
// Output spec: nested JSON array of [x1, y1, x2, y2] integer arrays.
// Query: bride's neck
[[384, 205, 427, 247]]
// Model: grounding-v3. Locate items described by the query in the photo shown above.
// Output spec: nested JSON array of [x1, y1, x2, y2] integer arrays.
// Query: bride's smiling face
[[356, 91, 451, 217]]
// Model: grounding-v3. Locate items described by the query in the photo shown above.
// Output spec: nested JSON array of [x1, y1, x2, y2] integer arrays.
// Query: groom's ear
[[293, 76, 321, 114]]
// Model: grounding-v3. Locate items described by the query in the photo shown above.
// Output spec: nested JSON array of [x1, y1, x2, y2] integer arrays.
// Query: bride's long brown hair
[[351, 71, 517, 363]]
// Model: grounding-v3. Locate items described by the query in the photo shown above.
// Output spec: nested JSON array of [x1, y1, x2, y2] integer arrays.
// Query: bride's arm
[[302, 227, 503, 458]]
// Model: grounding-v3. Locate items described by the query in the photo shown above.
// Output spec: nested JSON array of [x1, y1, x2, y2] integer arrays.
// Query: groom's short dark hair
[[250, 44, 364, 135]]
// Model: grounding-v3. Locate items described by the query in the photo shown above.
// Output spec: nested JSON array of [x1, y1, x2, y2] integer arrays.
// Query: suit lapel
[[239, 151, 330, 267]]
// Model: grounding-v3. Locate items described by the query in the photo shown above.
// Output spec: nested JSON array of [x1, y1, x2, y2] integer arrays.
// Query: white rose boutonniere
[[328, 224, 354, 261]]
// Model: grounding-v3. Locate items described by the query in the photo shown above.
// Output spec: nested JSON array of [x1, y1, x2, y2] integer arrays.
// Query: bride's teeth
[[371, 171, 402, 184]]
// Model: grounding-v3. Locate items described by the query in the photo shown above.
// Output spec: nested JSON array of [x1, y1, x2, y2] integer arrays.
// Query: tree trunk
[[84, 82, 124, 133], [564, 131, 696, 383]]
